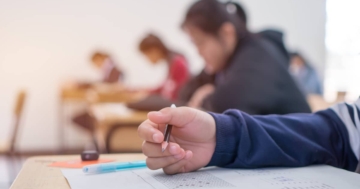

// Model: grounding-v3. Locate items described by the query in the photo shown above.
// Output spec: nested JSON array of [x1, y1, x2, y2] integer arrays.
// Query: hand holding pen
[[138, 105, 217, 175]]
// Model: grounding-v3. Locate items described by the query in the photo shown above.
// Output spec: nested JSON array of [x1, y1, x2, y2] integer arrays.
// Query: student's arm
[[178, 69, 215, 103], [138, 100, 360, 174], [207, 107, 358, 171]]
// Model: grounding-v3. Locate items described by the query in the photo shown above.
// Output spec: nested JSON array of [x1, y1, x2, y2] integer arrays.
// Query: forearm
[[207, 108, 358, 171]]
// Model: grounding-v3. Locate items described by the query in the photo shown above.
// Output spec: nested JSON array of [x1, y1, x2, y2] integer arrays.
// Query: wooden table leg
[[58, 99, 65, 154]]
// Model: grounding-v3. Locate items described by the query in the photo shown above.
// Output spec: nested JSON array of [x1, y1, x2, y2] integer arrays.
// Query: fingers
[[146, 150, 193, 174], [138, 120, 164, 143], [147, 107, 198, 128], [163, 150, 193, 175], [142, 142, 183, 157], [143, 141, 192, 173], [146, 148, 186, 170]]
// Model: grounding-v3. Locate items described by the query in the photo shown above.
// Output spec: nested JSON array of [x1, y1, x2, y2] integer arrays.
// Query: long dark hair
[[181, 0, 247, 38]]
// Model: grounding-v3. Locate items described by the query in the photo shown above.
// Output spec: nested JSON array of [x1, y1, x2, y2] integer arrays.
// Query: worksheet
[[61, 165, 360, 189]]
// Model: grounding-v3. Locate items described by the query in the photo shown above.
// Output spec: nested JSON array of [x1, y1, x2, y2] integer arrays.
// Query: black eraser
[[81, 150, 99, 161]]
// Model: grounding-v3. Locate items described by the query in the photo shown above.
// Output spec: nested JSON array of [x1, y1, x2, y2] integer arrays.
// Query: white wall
[[0, 0, 326, 152]]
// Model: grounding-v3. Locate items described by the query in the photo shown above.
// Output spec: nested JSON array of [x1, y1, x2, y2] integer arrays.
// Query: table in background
[[59, 85, 146, 153], [10, 154, 146, 189], [90, 104, 148, 153], [58, 87, 89, 152]]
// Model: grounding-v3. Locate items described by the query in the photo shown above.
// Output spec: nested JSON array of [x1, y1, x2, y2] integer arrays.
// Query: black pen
[[161, 104, 176, 152]]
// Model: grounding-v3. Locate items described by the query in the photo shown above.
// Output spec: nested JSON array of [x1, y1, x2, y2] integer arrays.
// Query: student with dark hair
[[139, 34, 190, 101], [289, 52, 323, 95], [182, 0, 310, 114], [179, 2, 244, 107]]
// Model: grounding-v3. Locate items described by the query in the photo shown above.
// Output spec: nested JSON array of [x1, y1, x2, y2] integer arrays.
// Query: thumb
[[147, 106, 198, 128]]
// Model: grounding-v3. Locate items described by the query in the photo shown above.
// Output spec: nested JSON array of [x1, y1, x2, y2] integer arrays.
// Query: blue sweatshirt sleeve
[[207, 107, 359, 172]]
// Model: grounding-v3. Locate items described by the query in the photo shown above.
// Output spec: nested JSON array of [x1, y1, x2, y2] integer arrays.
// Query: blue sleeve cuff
[[206, 111, 242, 167]]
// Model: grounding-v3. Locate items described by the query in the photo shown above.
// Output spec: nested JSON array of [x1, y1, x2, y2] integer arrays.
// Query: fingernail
[[152, 134, 161, 142]]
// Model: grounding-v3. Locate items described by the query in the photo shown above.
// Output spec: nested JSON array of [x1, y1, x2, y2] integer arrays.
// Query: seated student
[[139, 33, 190, 101], [182, 0, 311, 114], [72, 51, 123, 132], [289, 52, 323, 95], [75, 52, 124, 89], [92, 52, 124, 83], [126, 34, 191, 111], [137, 98, 360, 174]]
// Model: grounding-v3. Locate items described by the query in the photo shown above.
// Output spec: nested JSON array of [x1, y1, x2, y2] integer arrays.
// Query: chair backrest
[[9, 90, 27, 153]]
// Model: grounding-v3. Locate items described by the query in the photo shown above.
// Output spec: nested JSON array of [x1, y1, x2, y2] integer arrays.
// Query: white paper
[[62, 165, 360, 189]]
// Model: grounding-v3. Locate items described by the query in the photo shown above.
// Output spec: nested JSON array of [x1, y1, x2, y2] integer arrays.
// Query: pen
[[162, 104, 176, 152], [83, 160, 146, 174]]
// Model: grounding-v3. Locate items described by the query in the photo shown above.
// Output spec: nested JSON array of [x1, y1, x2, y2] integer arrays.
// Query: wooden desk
[[90, 104, 148, 153], [10, 154, 146, 189], [59, 85, 146, 152], [58, 87, 89, 152], [61, 88, 88, 101]]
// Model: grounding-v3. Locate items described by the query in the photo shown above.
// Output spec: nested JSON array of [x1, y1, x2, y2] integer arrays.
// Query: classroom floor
[[0, 156, 24, 189]]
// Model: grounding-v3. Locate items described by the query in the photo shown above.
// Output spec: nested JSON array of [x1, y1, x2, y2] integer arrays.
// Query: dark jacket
[[202, 30, 311, 114], [207, 98, 360, 173]]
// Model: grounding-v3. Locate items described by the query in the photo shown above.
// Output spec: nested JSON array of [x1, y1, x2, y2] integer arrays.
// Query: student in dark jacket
[[183, 0, 310, 114]]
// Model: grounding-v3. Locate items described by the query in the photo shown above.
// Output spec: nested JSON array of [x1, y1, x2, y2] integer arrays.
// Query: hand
[[188, 84, 215, 108], [138, 106, 216, 174]]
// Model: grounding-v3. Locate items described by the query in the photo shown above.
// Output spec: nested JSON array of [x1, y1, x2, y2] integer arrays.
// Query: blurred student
[[182, 0, 310, 114], [179, 1, 246, 105], [75, 52, 124, 89], [72, 51, 123, 132], [91, 52, 124, 83], [289, 52, 323, 96], [139, 34, 190, 101]]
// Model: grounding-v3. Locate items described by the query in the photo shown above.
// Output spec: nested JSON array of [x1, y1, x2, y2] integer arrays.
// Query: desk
[[61, 88, 88, 101], [58, 87, 89, 152], [10, 154, 146, 189], [59, 85, 146, 152], [90, 104, 148, 153]]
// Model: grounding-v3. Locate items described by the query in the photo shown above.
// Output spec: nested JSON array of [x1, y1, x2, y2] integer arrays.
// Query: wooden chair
[[0, 90, 27, 182]]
